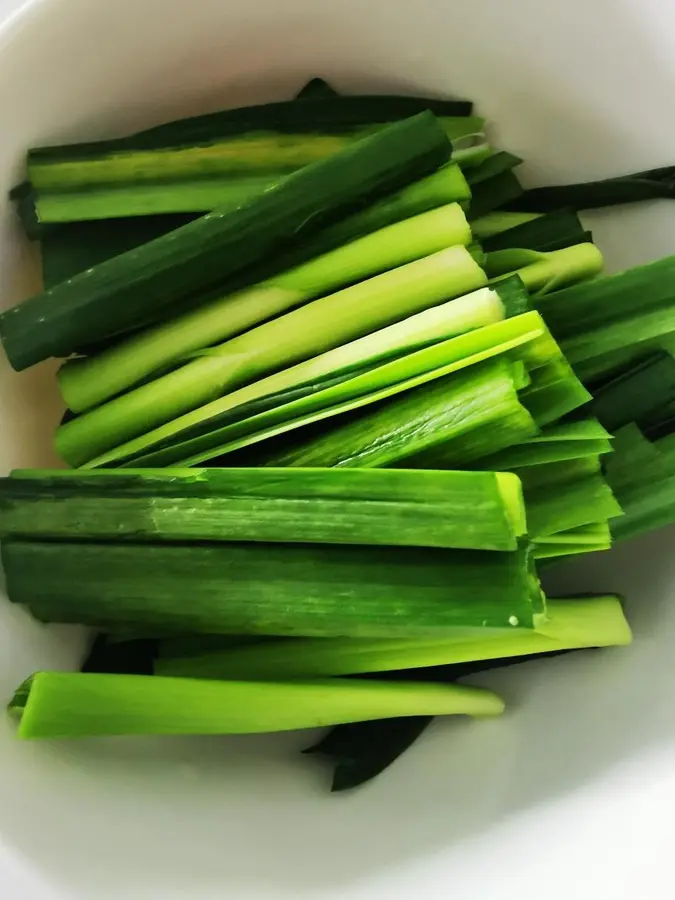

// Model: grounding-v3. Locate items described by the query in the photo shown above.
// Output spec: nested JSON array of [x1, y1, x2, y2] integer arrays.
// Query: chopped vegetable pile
[[6, 75, 675, 791]]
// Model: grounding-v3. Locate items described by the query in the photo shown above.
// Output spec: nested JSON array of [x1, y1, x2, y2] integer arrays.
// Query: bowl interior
[[2, 0, 675, 897]]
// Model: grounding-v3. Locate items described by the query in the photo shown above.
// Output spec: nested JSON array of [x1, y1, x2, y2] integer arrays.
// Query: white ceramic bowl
[[2, 1, 675, 897]]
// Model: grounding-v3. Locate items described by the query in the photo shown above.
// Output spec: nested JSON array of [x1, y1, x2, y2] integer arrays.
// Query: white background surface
[[1, 0, 675, 897]]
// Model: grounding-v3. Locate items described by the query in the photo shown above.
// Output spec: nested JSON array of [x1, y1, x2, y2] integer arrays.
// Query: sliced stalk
[[515, 455, 602, 491], [34, 175, 286, 222], [9, 673, 504, 740], [610, 472, 675, 543], [468, 171, 523, 219], [1, 112, 452, 371], [29, 116, 483, 189], [82, 306, 545, 470], [506, 164, 675, 212], [58, 203, 472, 414], [535, 521, 611, 545], [482, 210, 588, 253], [3, 539, 545, 637], [525, 473, 623, 537], [39, 215, 193, 289], [291, 163, 472, 258], [536, 255, 675, 378], [136, 95, 474, 143], [519, 356, 592, 425], [591, 351, 675, 432], [0, 467, 526, 552], [471, 211, 542, 240], [534, 541, 611, 559], [57, 244, 485, 467], [477, 437, 611, 470], [397, 385, 538, 470], [252, 358, 534, 469], [488, 243, 604, 296], [466, 151, 523, 185], [156, 596, 631, 681], [38, 165, 470, 289]]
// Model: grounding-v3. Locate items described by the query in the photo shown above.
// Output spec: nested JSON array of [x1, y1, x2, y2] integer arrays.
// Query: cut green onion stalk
[[156, 596, 631, 681], [506, 163, 675, 212], [0, 467, 527, 552], [606, 426, 675, 542], [308, 636, 608, 790], [34, 175, 287, 223], [535, 255, 675, 380], [57, 203, 472, 414], [251, 358, 535, 470], [590, 351, 675, 433], [525, 472, 622, 537], [39, 215, 194, 290], [468, 171, 523, 219], [172, 311, 578, 472], [133, 94, 475, 144], [28, 112, 482, 189], [513, 455, 602, 492], [518, 356, 592, 426], [476, 419, 612, 470], [81, 286, 538, 470], [481, 210, 589, 254], [3, 539, 545, 637], [471, 211, 542, 241], [28, 126, 486, 225], [56, 244, 485, 467], [487, 243, 604, 296], [0, 112, 453, 371], [285, 163, 472, 260], [8, 673, 505, 740], [37, 164, 470, 289], [466, 151, 523, 185]]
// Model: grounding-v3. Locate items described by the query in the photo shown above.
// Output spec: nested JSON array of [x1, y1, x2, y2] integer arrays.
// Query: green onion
[[481, 210, 589, 253], [514, 455, 602, 492], [603, 423, 663, 492], [0, 112, 453, 371], [286, 163, 472, 260], [468, 171, 523, 218], [590, 351, 675, 432], [29, 104, 480, 186], [8, 672, 504, 740], [476, 420, 612, 469], [535, 255, 675, 379], [0, 467, 526, 551], [535, 521, 611, 546], [3, 539, 545, 637], [34, 174, 285, 223], [81, 301, 543, 470], [307, 715, 436, 792], [518, 357, 592, 426], [57, 203, 472, 414], [525, 472, 622, 537], [37, 164, 469, 290], [505, 164, 675, 212], [156, 596, 630, 681], [251, 358, 534, 470], [471, 211, 542, 241], [39, 215, 193, 289], [57, 243, 485, 467], [487, 243, 604, 295], [29, 117, 481, 193], [466, 151, 523, 185]]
